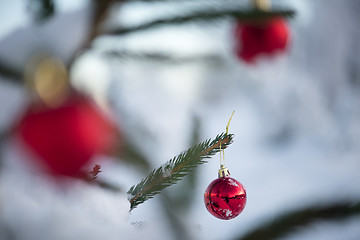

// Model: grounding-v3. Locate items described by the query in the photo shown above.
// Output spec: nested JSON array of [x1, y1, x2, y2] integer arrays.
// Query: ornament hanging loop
[[219, 142, 226, 167], [225, 110, 235, 136], [219, 143, 230, 178], [218, 111, 235, 178]]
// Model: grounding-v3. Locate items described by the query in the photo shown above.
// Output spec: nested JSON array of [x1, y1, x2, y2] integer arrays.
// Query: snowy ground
[[1, 0, 360, 239]]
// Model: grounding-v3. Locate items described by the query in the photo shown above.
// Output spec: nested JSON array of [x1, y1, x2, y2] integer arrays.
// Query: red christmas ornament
[[234, 17, 290, 63], [17, 94, 118, 177], [204, 165, 246, 220]]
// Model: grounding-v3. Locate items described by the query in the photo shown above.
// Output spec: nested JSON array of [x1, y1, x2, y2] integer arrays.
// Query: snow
[[228, 178, 240, 188], [1, 0, 360, 240], [161, 162, 175, 178], [0, 139, 136, 240], [0, 2, 91, 70], [224, 209, 233, 218]]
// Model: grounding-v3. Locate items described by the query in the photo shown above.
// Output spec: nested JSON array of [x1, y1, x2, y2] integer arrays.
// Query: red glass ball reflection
[[204, 177, 246, 220], [17, 95, 117, 177], [234, 17, 289, 63]]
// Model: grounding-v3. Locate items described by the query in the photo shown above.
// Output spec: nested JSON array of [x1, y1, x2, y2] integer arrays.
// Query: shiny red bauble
[[17, 95, 117, 177], [204, 176, 246, 220], [234, 17, 290, 63]]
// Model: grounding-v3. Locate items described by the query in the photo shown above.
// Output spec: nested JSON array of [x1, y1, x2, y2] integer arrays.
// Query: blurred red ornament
[[204, 166, 246, 220], [234, 17, 290, 63], [17, 95, 118, 177]]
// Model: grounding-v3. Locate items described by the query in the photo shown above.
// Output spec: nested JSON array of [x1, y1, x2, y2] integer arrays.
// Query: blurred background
[[1, 0, 360, 239]]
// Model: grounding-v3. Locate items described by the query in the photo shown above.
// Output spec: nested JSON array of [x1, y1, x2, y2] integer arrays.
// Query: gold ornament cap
[[252, 0, 272, 11], [218, 165, 231, 178]]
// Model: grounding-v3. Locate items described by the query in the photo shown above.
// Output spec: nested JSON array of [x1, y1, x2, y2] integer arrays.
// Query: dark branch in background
[[105, 50, 224, 65], [0, 130, 12, 171], [118, 138, 152, 172], [128, 133, 233, 210], [0, 60, 22, 84], [107, 9, 295, 36], [0, 1, 55, 83], [29, 0, 55, 23], [89, 0, 116, 40], [159, 116, 202, 240], [123, 0, 187, 2], [1, 3, 295, 78], [94, 179, 124, 192], [161, 192, 194, 240], [68, 0, 120, 67], [236, 201, 360, 240]]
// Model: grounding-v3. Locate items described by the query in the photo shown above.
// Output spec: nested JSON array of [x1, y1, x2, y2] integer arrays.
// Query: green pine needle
[[127, 132, 233, 210]]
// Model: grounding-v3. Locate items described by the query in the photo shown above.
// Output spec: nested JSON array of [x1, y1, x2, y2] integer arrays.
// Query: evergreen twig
[[236, 201, 360, 240], [127, 132, 233, 210], [108, 9, 295, 36]]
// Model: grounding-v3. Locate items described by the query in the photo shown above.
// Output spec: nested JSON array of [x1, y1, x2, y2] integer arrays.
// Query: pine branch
[[107, 9, 295, 36], [236, 201, 360, 240], [127, 132, 233, 210]]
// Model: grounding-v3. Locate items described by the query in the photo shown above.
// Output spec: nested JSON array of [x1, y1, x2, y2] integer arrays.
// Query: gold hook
[[219, 142, 225, 166], [226, 110, 235, 135], [218, 143, 230, 178], [219, 111, 235, 167]]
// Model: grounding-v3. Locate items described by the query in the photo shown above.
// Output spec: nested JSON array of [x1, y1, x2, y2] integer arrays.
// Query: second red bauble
[[234, 17, 290, 63], [17, 95, 117, 177], [204, 176, 247, 220]]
